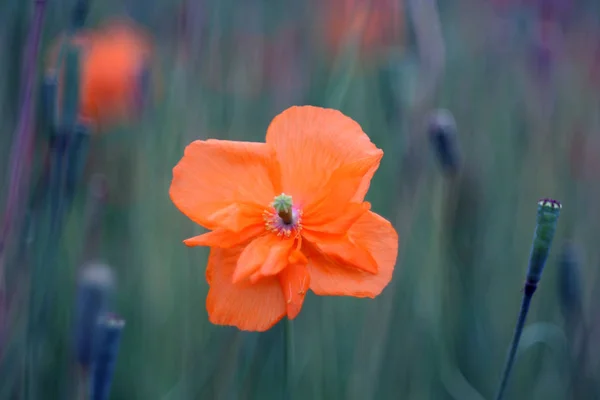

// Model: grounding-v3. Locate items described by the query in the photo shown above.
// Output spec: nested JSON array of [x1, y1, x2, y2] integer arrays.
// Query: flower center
[[263, 193, 303, 238]]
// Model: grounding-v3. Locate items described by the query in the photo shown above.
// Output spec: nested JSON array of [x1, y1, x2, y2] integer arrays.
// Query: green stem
[[283, 318, 294, 400], [494, 282, 536, 400]]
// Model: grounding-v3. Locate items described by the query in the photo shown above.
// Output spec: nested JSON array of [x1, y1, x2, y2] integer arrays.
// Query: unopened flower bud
[[74, 261, 115, 367], [428, 109, 461, 175], [526, 199, 562, 284]]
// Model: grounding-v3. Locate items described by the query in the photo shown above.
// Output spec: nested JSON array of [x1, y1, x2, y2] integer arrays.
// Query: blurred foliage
[[2, 0, 600, 399]]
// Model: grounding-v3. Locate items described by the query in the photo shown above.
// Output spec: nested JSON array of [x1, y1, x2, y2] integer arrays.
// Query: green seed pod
[[527, 198, 562, 284]]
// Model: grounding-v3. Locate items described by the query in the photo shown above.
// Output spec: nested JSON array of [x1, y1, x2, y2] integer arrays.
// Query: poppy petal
[[234, 235, 294, 284], [170, 139, 281, 231], [301, 156, 381, 227], [279, 261, 310, 319], [203, 203, 265, 232], [307, 211, 398, 297], [302, 202, 370, 237], [265, 106, 382, 209], [206, 246, 286, 331], [249, 243, 307, 283], [183, 224, 264, 249], [313, 236, 378, 274]]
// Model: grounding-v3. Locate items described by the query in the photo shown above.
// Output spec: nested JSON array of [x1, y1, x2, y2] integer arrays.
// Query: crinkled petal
[[302, 202, 370, 238], [202, 203, 265, 232], [206, 246, 286, 331], [265, 106, 382, 209], [183, 224, 264, 249], [249, 243, 307, 283], [233, 235, 294, 284], [307, 211, 398, 297], [170, 139, 280, 231], [279, 261, 310, 319], [312, 236, 378, 274], [301, 156, 381, 229]]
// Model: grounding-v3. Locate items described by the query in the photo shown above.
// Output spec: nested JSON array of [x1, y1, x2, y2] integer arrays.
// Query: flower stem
[[495, 199, 561, 400], [90, 314, 125, 400], [283, 318, 295, 400], [494, 281, 536, 400]]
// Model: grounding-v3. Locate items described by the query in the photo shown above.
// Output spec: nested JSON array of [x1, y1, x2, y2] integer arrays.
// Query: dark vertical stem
[[494, 281, 537, 400], [90, 315, 125, 400]]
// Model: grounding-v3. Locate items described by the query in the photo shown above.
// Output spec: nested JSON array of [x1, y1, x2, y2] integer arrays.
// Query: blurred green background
[[2, 0, 600, 399]]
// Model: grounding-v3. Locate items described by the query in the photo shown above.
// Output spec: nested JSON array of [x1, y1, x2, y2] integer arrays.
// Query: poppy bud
[[74, 262, 115, 367], [526, 199, 562, 285], [91, 313, 125, 400], [428, 109, 461, 175], [495, 198, 562, 400]]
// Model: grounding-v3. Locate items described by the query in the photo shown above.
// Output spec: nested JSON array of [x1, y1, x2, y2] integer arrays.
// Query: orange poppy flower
[[170, 106, 399, 331], [47, 18, 153, 131]]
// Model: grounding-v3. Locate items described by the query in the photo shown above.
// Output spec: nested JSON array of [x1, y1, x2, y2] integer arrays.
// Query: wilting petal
[[233, 235, 294, 284], [206, 246, 286, 331], [183, 224, 264, 249], [307, 211, 398, 297], [170, 139, 280, 230], [265, 106, 382, 208], [279, 261, 310, 319]]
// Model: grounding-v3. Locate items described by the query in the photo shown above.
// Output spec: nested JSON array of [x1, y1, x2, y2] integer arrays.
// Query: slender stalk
[[494, 281, 536, 400], [283, 318, 295, 400], [90, 314, 125, 400], [494, 198, 561, 400], [24, 1, 91, 396]]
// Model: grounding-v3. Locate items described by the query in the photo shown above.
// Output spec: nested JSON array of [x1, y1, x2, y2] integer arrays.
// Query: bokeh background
[[1, 0, 600, 399]]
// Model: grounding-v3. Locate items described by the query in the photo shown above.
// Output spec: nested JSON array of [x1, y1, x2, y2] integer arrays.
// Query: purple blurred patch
[[530, 40, 553, 83]]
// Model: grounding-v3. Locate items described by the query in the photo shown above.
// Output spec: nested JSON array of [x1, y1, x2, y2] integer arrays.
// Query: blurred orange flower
[[47, 19, 153, 131], [323, 0, 405, 63], [170, 106, 399, 331]]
